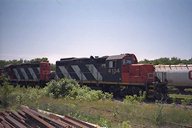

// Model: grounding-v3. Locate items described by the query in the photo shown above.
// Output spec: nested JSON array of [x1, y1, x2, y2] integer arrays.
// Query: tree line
[[139, 57, 192, 65], [0, 58, 57, 71], [0, 57, 191, 69], [0, 58, 48, 68]]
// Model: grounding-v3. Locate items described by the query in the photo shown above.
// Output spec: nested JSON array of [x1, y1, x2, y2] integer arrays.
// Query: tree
[[29, 57, 48, 63], [170, 57, 181, 65], [139, 57, 192, 65], [0, 57, 49, 68]]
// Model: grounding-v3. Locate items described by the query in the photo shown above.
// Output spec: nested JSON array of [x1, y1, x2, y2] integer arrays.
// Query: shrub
[[0, 84, 14, 108], [181, 98, 192, 106], [44, 78, 113, 101], [123, 95, 139, 104], [123, 92, 146, 104], [44, 78, 79, 98], [69, 86, 112, 101], [9, 87, 45, 108], [0, 77, 13, 108]]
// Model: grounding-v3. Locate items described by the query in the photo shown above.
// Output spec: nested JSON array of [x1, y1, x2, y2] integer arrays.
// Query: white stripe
[[28, 68, 38, 81], [58, 66, 72, 79], [13, 68, 20, 80], [86, 64, 103, 80], [71, 65, 87, 80], [20, 68, 29, 80]]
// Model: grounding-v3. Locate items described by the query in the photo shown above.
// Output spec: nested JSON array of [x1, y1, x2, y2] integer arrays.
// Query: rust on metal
[[0, 105, 100, 128]]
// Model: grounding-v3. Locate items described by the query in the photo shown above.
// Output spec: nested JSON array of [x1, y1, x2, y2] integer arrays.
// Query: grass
[[169, 94, 192, 99], [169, 94, 192, 105], [36, 98, 192, 127], [0, 79, 192, 128], [2, 95, 192, 127]]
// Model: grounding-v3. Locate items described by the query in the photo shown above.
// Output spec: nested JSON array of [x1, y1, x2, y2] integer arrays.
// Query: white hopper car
[[155, 65, 192, 91]]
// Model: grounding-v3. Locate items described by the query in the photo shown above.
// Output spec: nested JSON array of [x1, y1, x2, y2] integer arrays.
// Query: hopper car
[[155, 65, 192, 92]]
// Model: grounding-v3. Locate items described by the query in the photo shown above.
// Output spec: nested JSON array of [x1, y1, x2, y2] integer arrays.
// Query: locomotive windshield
[[123, 59, 132, 64], [106, 54, 138, 65], [123, 56, 136, 64]]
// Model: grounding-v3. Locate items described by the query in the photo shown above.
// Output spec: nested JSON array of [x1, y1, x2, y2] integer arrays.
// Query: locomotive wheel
[[121, 86, 142, 97], [153, 92, 162, 101], [131, 86, 142, 96]]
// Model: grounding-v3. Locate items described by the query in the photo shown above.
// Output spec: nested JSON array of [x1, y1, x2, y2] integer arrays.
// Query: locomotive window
[[123, 59, 125, 64], [123, 59, 132, 64], [109, 61, 115, 68], [127, 60, 132, 64], [101, 64, 106, 68]]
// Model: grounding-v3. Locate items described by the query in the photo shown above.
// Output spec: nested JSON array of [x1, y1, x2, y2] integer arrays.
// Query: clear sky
[[0, 0, 192, 63]]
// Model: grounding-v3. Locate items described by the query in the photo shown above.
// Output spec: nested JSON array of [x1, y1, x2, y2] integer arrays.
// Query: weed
[[120, 121, 132, 128], [123, 91, 146, 104], [154, 103, 164, 126], [123, 95, 138, 104], [181, 98, 191, 106], [0, 79, 13, 108]]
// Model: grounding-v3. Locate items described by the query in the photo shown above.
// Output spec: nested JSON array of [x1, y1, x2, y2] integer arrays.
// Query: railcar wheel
[[153, 92, 162, 101]]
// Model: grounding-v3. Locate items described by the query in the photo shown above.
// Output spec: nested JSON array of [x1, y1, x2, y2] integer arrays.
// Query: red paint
[[40, 62, 51, 81], [122, 64, 155, 84]]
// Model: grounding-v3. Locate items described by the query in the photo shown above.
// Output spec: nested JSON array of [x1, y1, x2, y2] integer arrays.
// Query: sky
[[0, 0, 192, 63]]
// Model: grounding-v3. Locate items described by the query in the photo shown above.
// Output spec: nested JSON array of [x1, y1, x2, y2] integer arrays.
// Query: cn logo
[[189, 70, 192, 80]]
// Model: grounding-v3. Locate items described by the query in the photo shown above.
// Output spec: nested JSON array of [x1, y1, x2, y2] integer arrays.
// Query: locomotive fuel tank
[[155, 65, 192, 88]]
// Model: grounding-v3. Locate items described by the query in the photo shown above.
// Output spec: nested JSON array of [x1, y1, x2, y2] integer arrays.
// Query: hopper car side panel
[[155, 65, 192, 87]]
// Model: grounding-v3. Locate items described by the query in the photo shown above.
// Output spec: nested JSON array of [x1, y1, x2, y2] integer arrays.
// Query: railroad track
[[0, 105, 100, 128]]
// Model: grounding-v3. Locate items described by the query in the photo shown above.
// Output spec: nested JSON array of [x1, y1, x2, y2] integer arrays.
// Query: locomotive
[[56, 54, 157, 96], [2, 62, 50, 85], [2, 53, 191, 99]]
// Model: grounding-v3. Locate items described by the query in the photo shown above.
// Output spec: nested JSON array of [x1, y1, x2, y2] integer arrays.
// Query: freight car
[[155, 65, 192, 92], [56, 53, 167, 99], [3, 62, 50, 86]]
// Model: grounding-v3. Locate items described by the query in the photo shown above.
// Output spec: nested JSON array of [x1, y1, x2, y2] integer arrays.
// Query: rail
[[0, 105, 100, 128]]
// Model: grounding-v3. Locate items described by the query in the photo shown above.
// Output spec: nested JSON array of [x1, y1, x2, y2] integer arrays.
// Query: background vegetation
[[139, 57, 192, 65], [0, 58, 56, 70]]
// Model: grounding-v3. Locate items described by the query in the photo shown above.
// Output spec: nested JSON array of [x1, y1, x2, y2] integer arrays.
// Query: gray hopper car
[[155, 65, 192, 91]]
